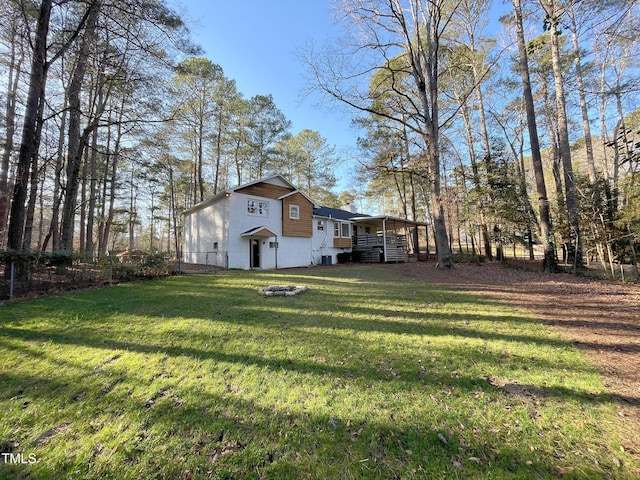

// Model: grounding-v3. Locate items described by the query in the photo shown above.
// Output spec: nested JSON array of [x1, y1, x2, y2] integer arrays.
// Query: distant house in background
[[182, 174, 427, 270], [116, 249, 149, 263]]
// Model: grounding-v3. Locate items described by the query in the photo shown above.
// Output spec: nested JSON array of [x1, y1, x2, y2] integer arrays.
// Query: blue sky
[[170, 0, 360, 187], [167, 1, 512, 196]]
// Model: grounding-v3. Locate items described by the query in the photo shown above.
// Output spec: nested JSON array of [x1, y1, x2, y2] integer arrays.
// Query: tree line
[[1, 0, 639, 277], [303, 0, 639, 273], [0, 0, 339, 270]]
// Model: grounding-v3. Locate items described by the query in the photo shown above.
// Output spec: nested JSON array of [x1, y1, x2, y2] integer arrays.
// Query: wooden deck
[[353, 233, 409, 263]]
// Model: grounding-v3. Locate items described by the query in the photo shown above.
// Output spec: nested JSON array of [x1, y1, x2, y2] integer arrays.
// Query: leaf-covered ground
[[389, 260, 640, 464]]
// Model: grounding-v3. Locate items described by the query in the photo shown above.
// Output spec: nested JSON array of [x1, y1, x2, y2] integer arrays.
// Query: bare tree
[[5, 0, 54, 257], [302, 0, 457, 267], [0, 2, 26, 249], [59, 0, 102, 254]]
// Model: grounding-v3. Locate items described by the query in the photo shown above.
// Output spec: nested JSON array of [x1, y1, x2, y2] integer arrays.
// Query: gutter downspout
[[275, 234, 278, 269]]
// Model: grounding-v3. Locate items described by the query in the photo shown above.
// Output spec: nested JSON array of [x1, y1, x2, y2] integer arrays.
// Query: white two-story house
[[182, 174, 427, 270], [182, 174, 355, 269]]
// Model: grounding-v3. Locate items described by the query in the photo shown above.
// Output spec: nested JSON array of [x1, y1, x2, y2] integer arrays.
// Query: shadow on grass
[[0, 364, 618, 479], [0, 317, 627, 407], [0, 266, 636, 478]]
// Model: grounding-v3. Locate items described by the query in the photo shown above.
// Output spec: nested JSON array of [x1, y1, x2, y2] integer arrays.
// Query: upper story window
[[289, 204, 300, 220], [341, 222, 351, 238], [333, 223, 340, 237], [247, 199, 268, 216], [317, 220, 324, 231]]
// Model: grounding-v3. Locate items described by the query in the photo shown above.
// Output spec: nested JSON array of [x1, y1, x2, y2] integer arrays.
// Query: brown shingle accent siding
[[237, 182, 293, 199], [282, 192, 313, 238], [333, 238, 352, 248]]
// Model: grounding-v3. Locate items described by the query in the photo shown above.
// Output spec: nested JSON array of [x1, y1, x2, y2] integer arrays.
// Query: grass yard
[[0, 265, 636, 479]]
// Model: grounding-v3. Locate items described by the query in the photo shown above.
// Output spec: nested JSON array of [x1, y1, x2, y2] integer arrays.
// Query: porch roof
[[240, 226, 278, 238], [350, 215, 429, 228]]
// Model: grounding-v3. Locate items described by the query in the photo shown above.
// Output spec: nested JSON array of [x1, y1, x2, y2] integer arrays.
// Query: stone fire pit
[[259, 285, 308, 296]]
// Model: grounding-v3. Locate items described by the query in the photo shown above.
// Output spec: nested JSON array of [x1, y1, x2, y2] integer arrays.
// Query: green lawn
[[0, 265, 636, 479]]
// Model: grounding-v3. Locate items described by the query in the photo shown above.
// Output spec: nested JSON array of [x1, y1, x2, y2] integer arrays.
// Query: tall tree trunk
[[42, 102, 67, 253], [568, 5, 610, 272], [495, 102, 538, 262], [426, 129, 453, 268], [37, 169, 47, 249], [475, 84, 496, 260], [568, 7, 597, 185], [540, 82, 566, 258], [79, 143, 89, 253], [96, 119, 112, 258], [214, 109, 223, 194], [99, 119, 122, 256], [0, 15, 23, 249], [128, 166, 136, 256], [59, 0, 101, 253], [542, 0, 582, 269], [168, 164, 180, 257], [407, 0, 452, 268], [22, 67, 49, 252], [197, 105, 205, 202], [6, 0, 52, 257], [149, 191, 155, 253], [598, 49, 612, 185], [459, 101, 491, 258], [234, 136, 243, 186], [512, 0, 557, 272], [614, 86, 630, 180], [85, 118, 99, 258], [21, 99, 44, 252]]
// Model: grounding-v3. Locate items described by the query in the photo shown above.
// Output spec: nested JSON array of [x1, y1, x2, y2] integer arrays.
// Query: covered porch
[[350, 216, 428, 263]]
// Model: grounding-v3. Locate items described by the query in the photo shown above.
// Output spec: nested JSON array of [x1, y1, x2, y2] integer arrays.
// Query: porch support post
[[425, 225, 430, 261], [249, 235, 253, 269], [382, 217, 387, 262], [393, 219, 398, 263]]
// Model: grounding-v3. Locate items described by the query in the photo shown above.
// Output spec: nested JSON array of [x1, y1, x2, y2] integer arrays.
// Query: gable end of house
[[236, 182, 294, 200], [282, 192, 313, 238]]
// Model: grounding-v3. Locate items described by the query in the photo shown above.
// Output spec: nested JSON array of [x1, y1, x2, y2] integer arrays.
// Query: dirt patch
[[387, 260, 640, 459]]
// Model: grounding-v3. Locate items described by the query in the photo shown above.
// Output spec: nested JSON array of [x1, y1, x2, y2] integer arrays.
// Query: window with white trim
[[247, 199, 269, 216], [317, 220, 324, 231], [341, 222, 350, 238], [289, 204, 300, 220], [333, 223, 340, 237]]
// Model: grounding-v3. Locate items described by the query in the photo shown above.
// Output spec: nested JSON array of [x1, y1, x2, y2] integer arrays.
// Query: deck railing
[[353, 233, 409, 262], [353, 233, 407, 247]]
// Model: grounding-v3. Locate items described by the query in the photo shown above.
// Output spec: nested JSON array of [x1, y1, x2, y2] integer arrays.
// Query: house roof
[[313, 206, 369, 221], [350, 215, 429, 227], [313, 206, 428, 228], [183, 174, 299, 215]]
